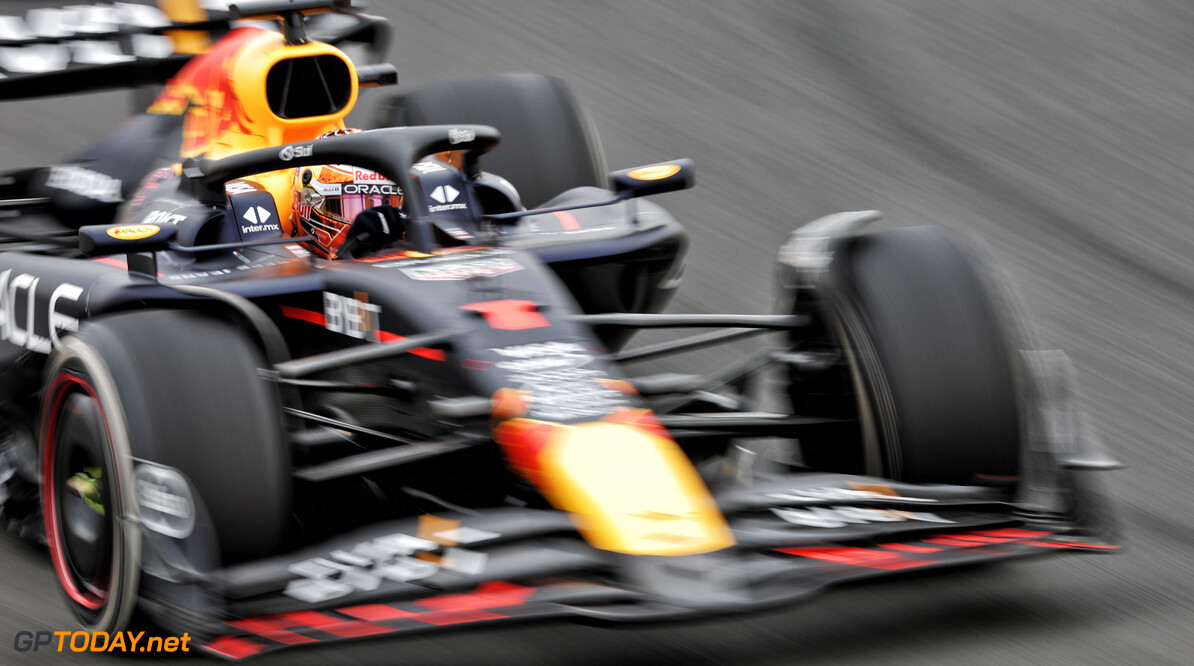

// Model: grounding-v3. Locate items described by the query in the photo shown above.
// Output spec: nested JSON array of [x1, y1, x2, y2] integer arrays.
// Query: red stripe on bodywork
[[418, 581, 536, 613], [942, 535, 1017, 545], [461, 299, 549, 330], [339, 582, 535, 626], [923, 537, 987, 548], [777, 546, 937, 570], [279, 305, 327, 326], [552, 210, 582, 230], [338, 604, 418, 622], [880, 543, 943, 554], [90, 256, 163, 276], [228, 616, 318, 646], [204, 636, 266, 659], [375, 330, 446, 361], [280, 306, 445, 361], [92, 257, 128, 269], [280, 611, 394, 638]]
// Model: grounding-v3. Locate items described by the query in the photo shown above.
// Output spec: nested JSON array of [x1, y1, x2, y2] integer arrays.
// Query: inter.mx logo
[[430, 185, 459, 204], [240, 205, 278, 234], [428, 185, 467, 213]]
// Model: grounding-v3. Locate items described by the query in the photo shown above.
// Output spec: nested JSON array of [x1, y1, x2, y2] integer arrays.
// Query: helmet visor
[[330, 191, 404, 221]]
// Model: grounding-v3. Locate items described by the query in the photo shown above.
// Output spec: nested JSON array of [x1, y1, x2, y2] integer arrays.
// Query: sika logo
[[448, 128, 476, 144], [279, 144, 313, 161]]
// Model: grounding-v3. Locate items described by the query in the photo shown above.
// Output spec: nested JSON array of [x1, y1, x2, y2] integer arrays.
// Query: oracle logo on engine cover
[[0, 270, 82, 354]]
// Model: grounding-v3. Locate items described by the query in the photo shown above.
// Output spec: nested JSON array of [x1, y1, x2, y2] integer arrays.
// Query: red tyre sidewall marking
[[41, 372, 111, 611]]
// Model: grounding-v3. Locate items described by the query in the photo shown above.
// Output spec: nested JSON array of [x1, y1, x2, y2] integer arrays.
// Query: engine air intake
[[266, 55, 352, 119]]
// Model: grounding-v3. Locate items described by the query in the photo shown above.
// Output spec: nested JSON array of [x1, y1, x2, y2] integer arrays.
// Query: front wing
[[176, 472, 1118, 660]]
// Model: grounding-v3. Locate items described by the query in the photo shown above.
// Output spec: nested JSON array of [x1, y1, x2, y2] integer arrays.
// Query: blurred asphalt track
[[1, 1, 1192, 664]]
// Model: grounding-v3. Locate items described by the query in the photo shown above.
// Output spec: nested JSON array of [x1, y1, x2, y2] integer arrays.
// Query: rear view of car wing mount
[[229, 0, 351, 45]]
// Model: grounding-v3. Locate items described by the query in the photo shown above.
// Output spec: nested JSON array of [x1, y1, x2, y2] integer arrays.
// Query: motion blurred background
[[1, 1, 1191, 663]]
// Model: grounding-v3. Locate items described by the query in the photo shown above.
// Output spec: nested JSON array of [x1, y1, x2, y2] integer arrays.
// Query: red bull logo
[[147, 27, 262, 158], [353, 168, 395, 183]]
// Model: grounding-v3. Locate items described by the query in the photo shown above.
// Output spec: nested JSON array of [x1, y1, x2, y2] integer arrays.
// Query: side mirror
[[78, 223, 176, 257], [609, 159, 694, 198], [357, 64, 398, 88], [483, 158, 696, 225]]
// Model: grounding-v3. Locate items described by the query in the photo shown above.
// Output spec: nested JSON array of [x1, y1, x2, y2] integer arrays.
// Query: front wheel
[[40, 339, 141, 632], [818, 226, 1023, 485], [39, 310, 291, 631]]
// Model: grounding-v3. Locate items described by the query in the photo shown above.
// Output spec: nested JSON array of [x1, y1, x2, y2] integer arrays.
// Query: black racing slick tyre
[[39, 310, 289, 631], [378, 73, 607, 208], [827, 227, 1022, 485]]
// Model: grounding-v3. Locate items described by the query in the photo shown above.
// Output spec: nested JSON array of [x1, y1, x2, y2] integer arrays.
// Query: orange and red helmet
[[290, 129, 403, 258]]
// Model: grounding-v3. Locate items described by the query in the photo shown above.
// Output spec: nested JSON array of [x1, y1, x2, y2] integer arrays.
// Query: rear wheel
[[816, 226, 1022, 485], [377, 73, 607, 207], [40, 310, 290, 630]]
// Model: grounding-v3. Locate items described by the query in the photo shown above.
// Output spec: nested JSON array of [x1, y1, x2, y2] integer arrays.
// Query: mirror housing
[[79, 223, 176, 257], [609, 159, 694, 198]]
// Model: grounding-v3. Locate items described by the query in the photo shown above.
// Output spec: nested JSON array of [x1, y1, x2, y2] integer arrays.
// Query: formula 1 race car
[[0, 1, 1120, 659]]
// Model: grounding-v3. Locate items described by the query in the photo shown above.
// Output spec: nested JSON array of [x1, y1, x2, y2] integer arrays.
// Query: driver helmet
[[290, 128, 403, 258]]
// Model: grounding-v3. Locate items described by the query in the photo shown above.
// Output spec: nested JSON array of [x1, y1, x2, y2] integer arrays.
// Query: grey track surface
[[1, 1, 1192, 664]]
